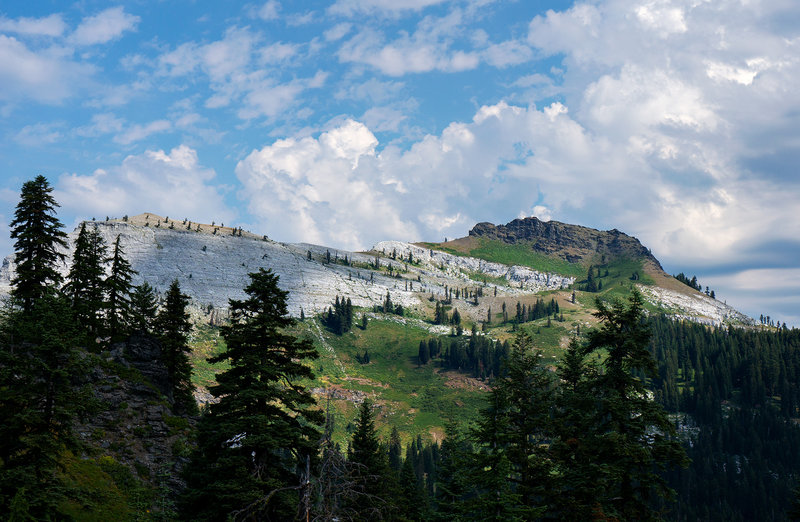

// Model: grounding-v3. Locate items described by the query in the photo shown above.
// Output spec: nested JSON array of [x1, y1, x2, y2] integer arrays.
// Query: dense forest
[[1, 176, 799, 520]]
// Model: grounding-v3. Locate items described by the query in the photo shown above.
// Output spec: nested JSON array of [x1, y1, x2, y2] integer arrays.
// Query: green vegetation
[[306, 317, 487, 444], [429, 238, 585, 277]]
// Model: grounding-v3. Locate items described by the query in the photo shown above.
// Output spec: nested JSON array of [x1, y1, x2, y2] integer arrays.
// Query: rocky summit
[[469, 217, 661, 267]]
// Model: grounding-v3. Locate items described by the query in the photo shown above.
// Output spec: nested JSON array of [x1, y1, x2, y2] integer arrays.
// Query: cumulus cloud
[[236, 119, 417, 249], [70, 7, 140, 46], [55, 145, 234, 225]]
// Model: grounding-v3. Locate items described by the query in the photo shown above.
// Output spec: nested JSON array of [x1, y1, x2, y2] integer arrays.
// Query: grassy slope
[[420, 237, 585, 277], [186, 243, 694, 446]]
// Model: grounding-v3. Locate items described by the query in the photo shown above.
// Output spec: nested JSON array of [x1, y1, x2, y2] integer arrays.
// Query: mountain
[[0, 213, 753, 327]]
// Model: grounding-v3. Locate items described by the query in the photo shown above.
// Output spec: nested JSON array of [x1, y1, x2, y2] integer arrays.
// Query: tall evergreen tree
[[182, 269, 322, 521], [64, 223, 107, 341], [104, 235, 137, 342], [582, 289, 688, 519], [1, 178, 88, 517], [347, 399, 394, 518], [155, 280, 195, 413], [130, 281, 158, 333], [0, 295, 88, 518], [9, 175, 67, 312]]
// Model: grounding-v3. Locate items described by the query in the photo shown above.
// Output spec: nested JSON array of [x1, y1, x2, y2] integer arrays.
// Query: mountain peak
[[468, 216, 661, 268]]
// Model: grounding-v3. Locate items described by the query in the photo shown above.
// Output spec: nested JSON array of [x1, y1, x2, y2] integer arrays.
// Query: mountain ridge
[[0, 213, 751, 327]]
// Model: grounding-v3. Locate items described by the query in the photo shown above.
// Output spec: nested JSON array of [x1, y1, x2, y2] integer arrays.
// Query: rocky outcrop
[[77, 333, 194, 504], [0, 216, 572, 319], [469, 217, 661, 268], [372, 240, 574, 292], [637, 285, 754, 326]]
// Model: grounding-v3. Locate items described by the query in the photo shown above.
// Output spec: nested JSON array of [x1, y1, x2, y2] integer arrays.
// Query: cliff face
[[75, 332, 195, 515], [469, 217, 662, 268]]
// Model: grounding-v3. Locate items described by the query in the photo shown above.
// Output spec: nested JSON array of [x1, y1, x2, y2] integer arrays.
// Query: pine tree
[[388, 427, 403, 473], [419, 340, 430, 365], [182, 269, 322, 521], [1, 179, 87, 516], [9, 175, 68, 312], [155, 280, 195, 414], [104, 235, 137, 342], [347, 399, 393, 518], [130, 282, 158, 333], [0, 294, 88, 518], [582, 289, 688, 519], [63, 223, 107, 342]]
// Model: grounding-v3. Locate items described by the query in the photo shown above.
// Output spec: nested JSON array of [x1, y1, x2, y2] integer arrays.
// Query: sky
[[0, 0, 798, 326]]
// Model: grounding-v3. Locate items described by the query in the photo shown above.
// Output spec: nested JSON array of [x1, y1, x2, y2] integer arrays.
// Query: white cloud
[[114, 120, 172, 145], [324, 23, 351, 42], [0, 14, 66, 37], [236, 119, 416, 249], [15, 122, 64, 146], [258, 41, 299, 64], [75, 113, 125, 137], [483, 39, 533, 68], [0, 35, 94, 104], [55, 145, 234, 224], [257, 1, 281, 20], [338, 10, 481, 75], [156, 27, 322, 120], [70, 7, 140, 46], [329, 0, 449, 16]]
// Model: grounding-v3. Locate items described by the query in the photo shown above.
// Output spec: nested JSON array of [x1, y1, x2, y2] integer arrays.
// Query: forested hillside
[[2, 175, 799, 521]]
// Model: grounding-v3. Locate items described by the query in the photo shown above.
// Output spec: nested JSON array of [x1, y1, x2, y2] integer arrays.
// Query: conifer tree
[[64, 223, 107, 341], [104, 235, 137, 342], [9, 175, 67, 312], [0, 178, 87, 517], [582, 289, 688, 519], [418, 340, 430, 365], [130, 282, 158, 333], [347, 399, 393, 518], [182, 269, 322, 521], [155, 280, 195, 413], [388, 427, 403, 473], [0, 294, 88, 518]]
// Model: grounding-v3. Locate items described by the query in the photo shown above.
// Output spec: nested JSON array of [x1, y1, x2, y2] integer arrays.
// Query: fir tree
[[582, 289, 688, 519], [130, 282, 158, 333], [104, 235, 137, 342], [63, 223, 107, 341], [182, 269, 322, 521], [155, 280, 195, 414], [347, 399, 393, 518], [0, 294, 88, 518], [9, 175, 68, 312]]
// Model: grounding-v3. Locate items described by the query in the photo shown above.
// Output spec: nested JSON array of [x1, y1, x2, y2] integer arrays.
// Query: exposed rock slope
[[0, 215, 571, 319]]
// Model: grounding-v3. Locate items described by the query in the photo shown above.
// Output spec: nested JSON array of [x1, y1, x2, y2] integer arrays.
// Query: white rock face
[[0, 221, 562, 319], [637, 285, 754, 326], [0, 219, 753, 328], [372, 240, 574, 292]]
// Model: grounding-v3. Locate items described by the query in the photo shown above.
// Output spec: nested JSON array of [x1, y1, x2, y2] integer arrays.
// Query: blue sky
[[1, 0, 799, 326]]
